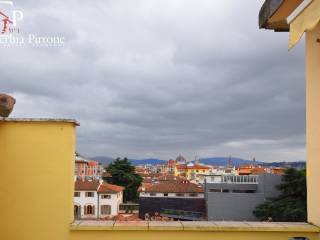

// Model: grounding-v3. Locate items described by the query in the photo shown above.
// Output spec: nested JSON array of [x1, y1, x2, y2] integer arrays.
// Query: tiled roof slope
[[140, 182, 204, 193], [74, 180, 123, 193], [98, 183, 124, 193], [176, 164, 210, 170], [75, 180, 100, 190], [156, 174, 186, 182]]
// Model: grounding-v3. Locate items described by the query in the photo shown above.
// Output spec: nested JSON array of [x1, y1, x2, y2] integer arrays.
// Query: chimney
[[99, 178, 104, 184]]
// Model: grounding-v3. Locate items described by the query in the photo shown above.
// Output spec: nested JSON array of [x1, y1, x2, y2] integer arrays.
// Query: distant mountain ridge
[[91, 156, 305, 168], [91, 156, 114, 165]]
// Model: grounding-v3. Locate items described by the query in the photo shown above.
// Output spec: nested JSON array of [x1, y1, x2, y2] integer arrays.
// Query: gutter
[[287, 0, 313, 23]]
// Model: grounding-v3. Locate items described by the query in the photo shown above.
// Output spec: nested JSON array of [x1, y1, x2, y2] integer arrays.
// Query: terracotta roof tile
[[156, 174, 186, 182], [75, 180, 99, 190], [98, 182, 124, 193], [140, 182, 203, 193], [74, 180, 123, 193], [176, 164, 210, 170]]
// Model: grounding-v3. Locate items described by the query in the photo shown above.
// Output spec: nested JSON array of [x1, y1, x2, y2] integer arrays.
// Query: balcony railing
[[205, 175, 259, 184]]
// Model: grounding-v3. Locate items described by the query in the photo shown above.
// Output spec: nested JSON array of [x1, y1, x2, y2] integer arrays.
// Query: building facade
[[74, 179, 124, 219], [205, 174, 282, 221], [138, 181, 205, 220], [175, 163, 211, 183], [75, 153, 103, 180]]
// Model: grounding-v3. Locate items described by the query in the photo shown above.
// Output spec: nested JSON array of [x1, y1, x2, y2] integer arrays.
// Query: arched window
[[74, 205, 81, 219], [84, 205, 95, 215]]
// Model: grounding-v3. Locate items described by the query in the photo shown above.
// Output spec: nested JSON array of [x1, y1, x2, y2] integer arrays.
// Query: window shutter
[[93, 205, 95, 215], [84, 206, 87, 215]]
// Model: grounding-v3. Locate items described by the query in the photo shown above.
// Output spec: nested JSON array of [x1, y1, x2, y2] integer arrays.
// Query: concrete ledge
[[0, 118, 80, 126], [149, 221, 183, 231], [70, 221, 320, 232], [113, 221, 148, 231]]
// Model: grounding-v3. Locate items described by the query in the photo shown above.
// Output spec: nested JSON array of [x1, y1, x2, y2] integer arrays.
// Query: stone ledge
[[70, 221, 320, 232], [0, 118, 80, 126]]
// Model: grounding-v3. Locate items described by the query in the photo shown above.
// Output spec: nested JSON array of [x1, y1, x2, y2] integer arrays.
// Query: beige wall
[[306, 22, 320, 227], [0, 119, 318, 240], [0, 120, 76, 240]]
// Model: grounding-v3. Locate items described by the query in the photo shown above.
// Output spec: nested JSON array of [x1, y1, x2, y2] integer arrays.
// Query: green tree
[[103, 158, 142, 202], [253, 168, 307, 222]]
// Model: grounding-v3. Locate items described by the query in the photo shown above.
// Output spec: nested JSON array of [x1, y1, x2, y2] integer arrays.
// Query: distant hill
[[196, 157, 260, 167], [91, 156, 166, 166], [91, 156, 114, 165], [90, 155, 306, 169], [130, 158, 167, 166], [261, 161, 306, 169]]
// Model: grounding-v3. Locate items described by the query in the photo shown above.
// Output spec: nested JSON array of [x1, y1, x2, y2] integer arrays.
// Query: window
[[209, 189, 221, 192], [101, 194, 111, 199], [176, 193, 184, 197], [85, 192, 94, 197], [150, 193, 156, 196], [163, 193, 168, 196], [84, 205, 95, 215], [222, 189, 230, 193], [101, 205, 111, 215], [74, 191, 80, 197], [189, 193, 198, 197], [245, 190, 255, 193], [74, 205, 81, 219], [232, 190, 246, 193]]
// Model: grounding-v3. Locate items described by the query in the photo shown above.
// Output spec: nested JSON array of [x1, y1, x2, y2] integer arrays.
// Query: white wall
[[99, 193, 119, 217], [74, 190, 123, 218], [74, 191, 98, 218]]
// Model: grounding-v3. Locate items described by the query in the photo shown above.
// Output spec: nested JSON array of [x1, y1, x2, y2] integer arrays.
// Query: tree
[[253, 168, 307, 222], [103, 158, 142, 202]]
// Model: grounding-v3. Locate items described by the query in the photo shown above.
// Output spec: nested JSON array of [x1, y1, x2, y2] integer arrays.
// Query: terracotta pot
[[0, 93, 16, 117]]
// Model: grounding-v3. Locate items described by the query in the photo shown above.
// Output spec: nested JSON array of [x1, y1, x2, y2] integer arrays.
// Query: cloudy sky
[[2, 0, 306, 162]]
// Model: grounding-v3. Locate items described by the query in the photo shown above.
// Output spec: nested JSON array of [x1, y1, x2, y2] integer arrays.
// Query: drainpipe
[[97, 192, 100, 219]]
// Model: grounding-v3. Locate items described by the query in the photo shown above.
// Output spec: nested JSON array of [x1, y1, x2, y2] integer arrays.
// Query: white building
[[74, 179, 124, 219]]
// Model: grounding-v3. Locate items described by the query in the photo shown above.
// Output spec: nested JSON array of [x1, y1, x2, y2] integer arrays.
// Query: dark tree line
[[103, 158, 142, 202], [254, 168, 307, 222]]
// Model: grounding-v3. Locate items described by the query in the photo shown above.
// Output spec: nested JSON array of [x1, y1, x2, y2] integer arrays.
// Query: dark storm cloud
[[2, 0, 306, 161]]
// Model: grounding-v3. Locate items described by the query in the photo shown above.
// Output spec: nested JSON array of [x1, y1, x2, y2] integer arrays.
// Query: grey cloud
[[2, 0, 306, 161]]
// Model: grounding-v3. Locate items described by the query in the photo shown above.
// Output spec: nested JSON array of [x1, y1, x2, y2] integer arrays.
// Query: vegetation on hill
[[254, 168, 307, 222], [103, 157, 142, 203]]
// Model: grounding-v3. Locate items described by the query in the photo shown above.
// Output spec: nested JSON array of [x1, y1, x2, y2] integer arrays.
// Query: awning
[[289, 0, 320, 49]]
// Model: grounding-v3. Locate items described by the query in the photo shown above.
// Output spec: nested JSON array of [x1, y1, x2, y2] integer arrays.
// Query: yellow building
[[0, 118, 319, 240], [175, 164, 211, 181], [259, 0, 320, 227]]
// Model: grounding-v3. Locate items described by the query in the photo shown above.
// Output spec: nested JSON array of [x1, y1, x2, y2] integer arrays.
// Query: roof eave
[[259, 0, 285, 28], [259, 0, 304, 31]]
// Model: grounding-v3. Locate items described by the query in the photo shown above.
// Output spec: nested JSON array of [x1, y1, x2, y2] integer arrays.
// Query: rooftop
[[140, 182, 204, 193], [176, 164, 211, 170], [74, 180, 124, 193], [0, 118, 80, 125]]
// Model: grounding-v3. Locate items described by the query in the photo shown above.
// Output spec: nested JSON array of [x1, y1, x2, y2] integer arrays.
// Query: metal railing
[[205, 175, 259, 184]]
